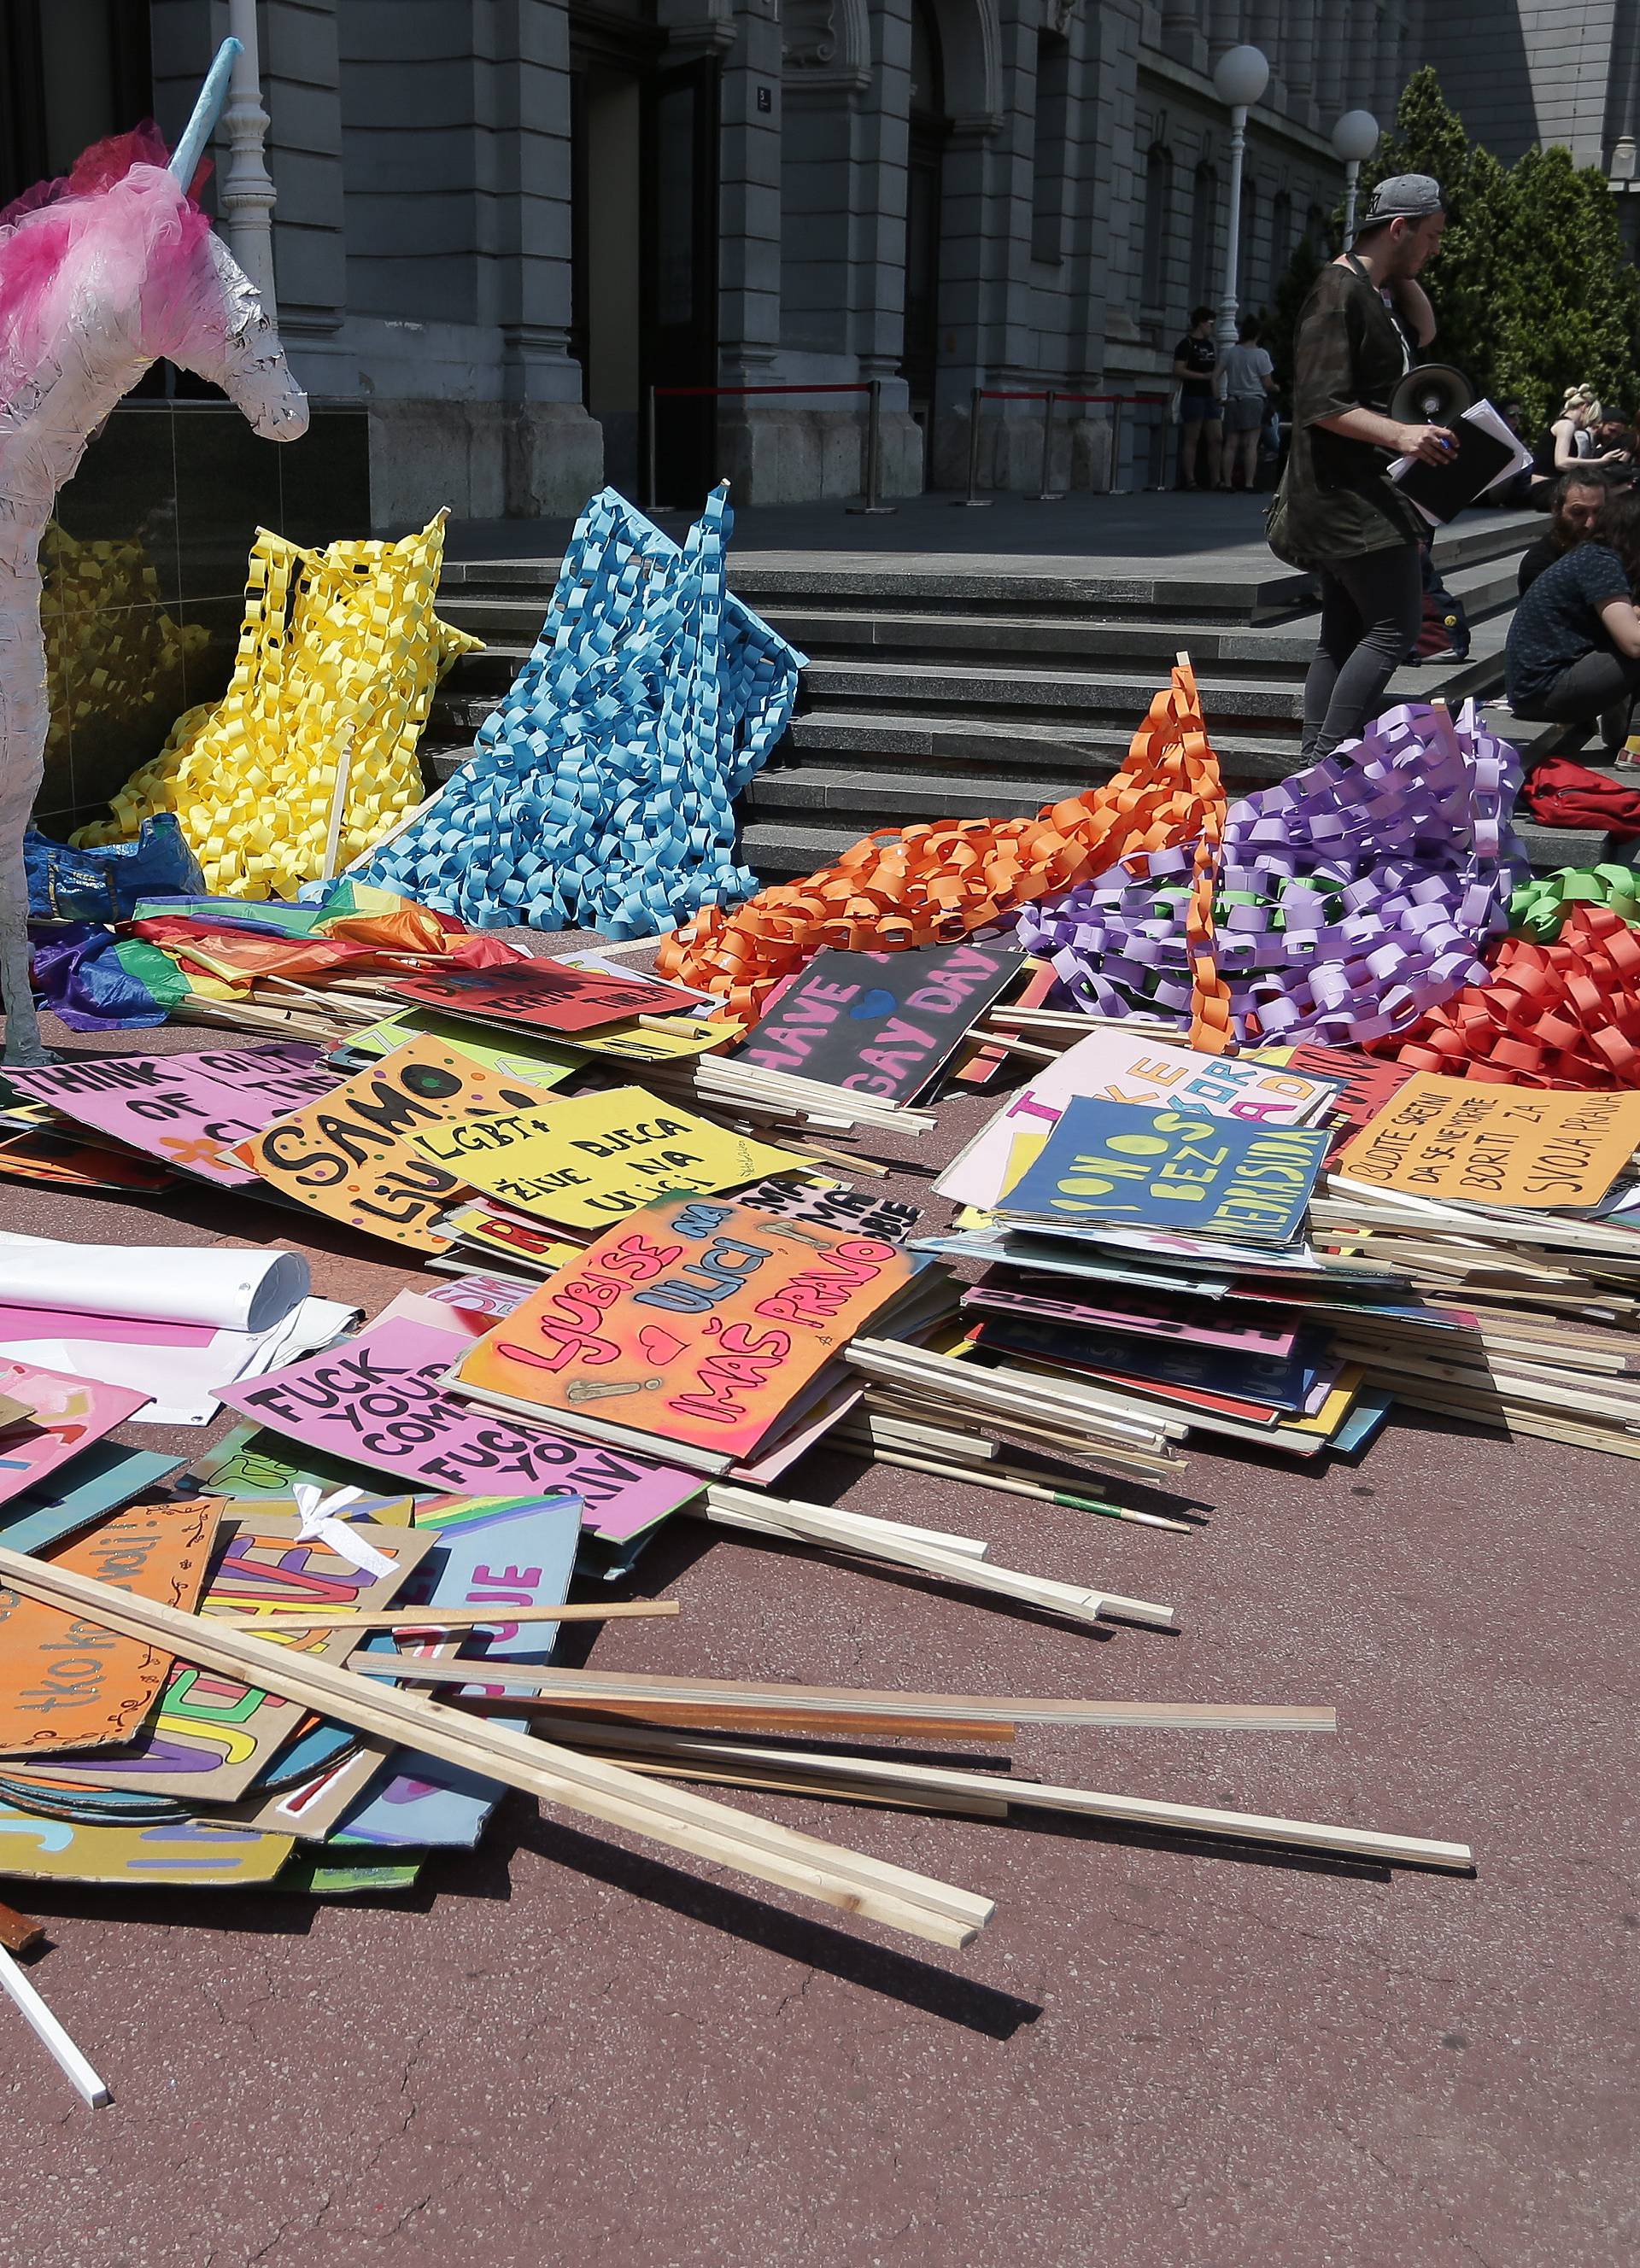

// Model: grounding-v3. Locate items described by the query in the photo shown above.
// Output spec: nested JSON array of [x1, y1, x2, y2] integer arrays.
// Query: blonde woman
[[1529, 384, 1627, 505]]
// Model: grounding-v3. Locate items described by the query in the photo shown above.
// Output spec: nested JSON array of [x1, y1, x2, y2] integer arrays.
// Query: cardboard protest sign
[[0, 1362, 151, 1510], [0, 1497, 219, 1757], [0, 1128, 173, 1193], [232, 1036, 564, 1251], [413, 1085, 802, 1232], [960, 1282, 1300, 1358], [392, 960, 695, 1034], [8, 1043, 337, 1188], [340, 1013, 582, 1090], [1338, 1076, 1640, 1208], [0, 1805, 293, 1885], [216, 1315, 705, 1539], [937, 1028, 1336, 1211], [335, 1493, 581, 1850], [1254, 1043, 1417, 1157], [999, 1098, 1329, 1247], [454, 1192, 917, 1472], [11, 1510, 434, 1803], [734, 941, 1023, 1099], [0, 1447, 187, 1558], [736, 1174, 921, 1243]]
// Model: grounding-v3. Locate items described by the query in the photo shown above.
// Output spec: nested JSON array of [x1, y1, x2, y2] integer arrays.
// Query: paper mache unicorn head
[[0, 38, 308, 1063]]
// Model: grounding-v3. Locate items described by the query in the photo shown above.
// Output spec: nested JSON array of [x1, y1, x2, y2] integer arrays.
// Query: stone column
[[1157, 0, 1207, 75]]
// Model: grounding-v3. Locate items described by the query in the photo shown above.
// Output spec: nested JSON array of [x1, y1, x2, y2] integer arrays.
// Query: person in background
[[1218, 315, 1278, 491], [1593, 411, 1637, 473], [1518, 467, 1617, 594], [1527, 384, 1625, 506], [1172, 306, 1222, 490], [1507, 483, 1640, 748], [1265, 173, 1450, 763]]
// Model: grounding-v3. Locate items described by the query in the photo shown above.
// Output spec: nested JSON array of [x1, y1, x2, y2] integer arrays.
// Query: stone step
[[779, 711, 1303, 773]]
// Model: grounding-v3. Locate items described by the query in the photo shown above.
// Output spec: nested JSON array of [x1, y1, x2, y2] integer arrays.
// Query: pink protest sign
[[215, 1315, 703, 1541], [0, 1360, 152, 1509], [7, 1043, 337, 1188]]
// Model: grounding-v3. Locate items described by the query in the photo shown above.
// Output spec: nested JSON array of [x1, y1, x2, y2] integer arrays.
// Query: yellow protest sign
[[1338, 1075, 1640, 1208], [412, 1085, 803, 1231]]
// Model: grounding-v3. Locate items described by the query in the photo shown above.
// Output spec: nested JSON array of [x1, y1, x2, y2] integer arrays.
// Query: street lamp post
[[1214, 44, 1270, 351], [1332, 109, 1380, 251]]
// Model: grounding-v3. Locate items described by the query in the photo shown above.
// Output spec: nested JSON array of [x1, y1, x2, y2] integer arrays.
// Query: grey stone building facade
[[6, 0, 1637, 522]]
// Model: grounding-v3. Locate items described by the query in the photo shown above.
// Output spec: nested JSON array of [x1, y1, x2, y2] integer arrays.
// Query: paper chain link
[[1507, 861, 1640, 942], [660, 659, 1229, 1021], [1012, 699, 1524, 1049], [75, 513, 476, 899], [360, 486, 802, 939]]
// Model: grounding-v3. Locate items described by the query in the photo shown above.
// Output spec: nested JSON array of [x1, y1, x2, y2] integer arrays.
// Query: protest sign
[[0, 1447, 187, 1558], [0, 1497, 218, 1757], [1338, 1076, 1640, 1207], [736, 1174, 921, 1243], [0, 1805, 293, 1885], [0, 1363, 151, 1511], [338, 1014, 582, 1090], [6, 1043, 337, 1189], [999, 1098, 1329, 1247], [733, 942, 1023, 1099], [936, 1029, 1336, 1211], [391, 960, 695, 1034], [9, 1511, 434, 1803], [454, 1192, 917, 1472], [217, 1316, 705, 1539], [233, 1037, 564, 1251], [413, 1086, 801, 1231], [1254, 1043, 1417, 1157]]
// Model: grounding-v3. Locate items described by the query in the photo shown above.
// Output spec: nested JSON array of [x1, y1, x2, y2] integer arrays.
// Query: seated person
[[1507, 485, 1640, 748], [1526, 384, 1627, 507], [1517, 467, 1615, 594]]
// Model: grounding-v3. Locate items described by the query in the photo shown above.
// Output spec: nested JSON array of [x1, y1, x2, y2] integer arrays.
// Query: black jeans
[[1512, 646, 1640, 750], [1300, 542, 1424, 763]]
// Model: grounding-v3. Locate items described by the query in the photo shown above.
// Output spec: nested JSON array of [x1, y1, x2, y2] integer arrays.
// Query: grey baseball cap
[[1358, 172, 1445, 228]]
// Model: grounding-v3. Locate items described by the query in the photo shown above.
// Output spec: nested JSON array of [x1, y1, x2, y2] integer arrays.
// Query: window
[[1189, 161, 1218, 307], [1140, 143, 1172, 311], [1238, 172, 1257, 301], [1031, 32, 1071, 263]]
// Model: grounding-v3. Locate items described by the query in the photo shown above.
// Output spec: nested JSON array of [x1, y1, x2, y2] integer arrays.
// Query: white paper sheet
[[0, 1295, 359, 1427]]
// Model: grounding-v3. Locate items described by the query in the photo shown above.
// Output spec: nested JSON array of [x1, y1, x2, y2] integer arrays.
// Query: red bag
[[1523, 756, 1640, 833]]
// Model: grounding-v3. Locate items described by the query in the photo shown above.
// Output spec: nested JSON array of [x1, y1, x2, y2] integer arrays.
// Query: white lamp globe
[[1332, 108, 1380, 163], [1213, 43, 1269, 109]]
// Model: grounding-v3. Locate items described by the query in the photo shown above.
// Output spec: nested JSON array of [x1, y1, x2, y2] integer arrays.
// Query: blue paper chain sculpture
[[360, 484, 804, 937]]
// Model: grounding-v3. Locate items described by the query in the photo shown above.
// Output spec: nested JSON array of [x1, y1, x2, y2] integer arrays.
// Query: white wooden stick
[[0, 1946, 112, 2109], [319, 718, 356, 881]]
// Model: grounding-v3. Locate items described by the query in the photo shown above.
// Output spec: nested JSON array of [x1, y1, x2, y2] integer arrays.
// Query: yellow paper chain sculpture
[[76, 509, 481, 898]]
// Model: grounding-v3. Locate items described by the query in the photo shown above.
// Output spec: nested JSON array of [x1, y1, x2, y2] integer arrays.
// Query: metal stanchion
[[1033, 389, 1064, 502], [846, 378, 898, 515], [953, 385, 993, 506], [644, 383, 659, 511], [1105, 397, 1125, 495]]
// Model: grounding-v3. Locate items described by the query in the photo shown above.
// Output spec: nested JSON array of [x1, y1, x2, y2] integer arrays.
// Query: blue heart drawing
[[848, 988, 898, 1020]]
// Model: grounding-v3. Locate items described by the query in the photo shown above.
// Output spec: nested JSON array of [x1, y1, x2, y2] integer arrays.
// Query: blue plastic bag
[[25, 815, 205, 924]]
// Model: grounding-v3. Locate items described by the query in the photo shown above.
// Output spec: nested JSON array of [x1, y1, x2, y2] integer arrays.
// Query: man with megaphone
[[1267, 174, 1453, 762]]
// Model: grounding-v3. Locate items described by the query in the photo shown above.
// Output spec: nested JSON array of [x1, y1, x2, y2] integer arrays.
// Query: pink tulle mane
[[0, 125, 214, 411]]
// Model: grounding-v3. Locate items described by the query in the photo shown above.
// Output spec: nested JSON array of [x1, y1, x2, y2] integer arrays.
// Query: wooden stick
[[837, 1432, 1194, 1531], [206, 1599, 681, 1633], [0, 1945, 111, 2108], [543, 1721, 1474, 1872], [0, 1899, 45, 1957], [696, 1485, 1176, 1628], [0, 1543, 992, 1950]]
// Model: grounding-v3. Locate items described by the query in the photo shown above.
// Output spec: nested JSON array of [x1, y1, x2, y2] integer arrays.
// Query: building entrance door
[[900, 0, 949, 476], [571, 8, 719, 506]]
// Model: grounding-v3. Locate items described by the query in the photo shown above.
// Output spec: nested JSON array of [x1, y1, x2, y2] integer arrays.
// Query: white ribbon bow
[[290, 1482, 398, 1580]]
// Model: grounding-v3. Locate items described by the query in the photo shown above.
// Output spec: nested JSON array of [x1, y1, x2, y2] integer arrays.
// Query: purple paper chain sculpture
[[1014, 699, 1525, 1047]]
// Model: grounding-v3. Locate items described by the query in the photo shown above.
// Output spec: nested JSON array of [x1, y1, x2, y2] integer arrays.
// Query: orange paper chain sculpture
[[658, 658, 1228, 1023]]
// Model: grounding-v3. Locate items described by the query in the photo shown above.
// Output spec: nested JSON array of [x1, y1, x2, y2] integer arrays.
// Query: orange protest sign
[[0, 1497, 219, 1758], [453, 1191, 917, 1473], [1338, 1074, 1640, 1208], [232, 1036, 565, 1251]]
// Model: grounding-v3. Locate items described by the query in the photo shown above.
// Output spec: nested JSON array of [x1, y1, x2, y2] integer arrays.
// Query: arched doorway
[[900, 0, 949, 474]]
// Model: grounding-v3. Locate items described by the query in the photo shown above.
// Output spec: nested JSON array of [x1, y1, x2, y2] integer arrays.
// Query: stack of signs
[[390, 959, 700, 1035], [0, 1486, 587, 1890], [448, 1190, 922, 1476], [922, 1035, 1397, 1461], [732, 941, 1023, 1101]]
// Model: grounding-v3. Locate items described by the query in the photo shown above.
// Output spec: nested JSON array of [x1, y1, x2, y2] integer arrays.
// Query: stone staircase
[[430, 512, 1640, 881]]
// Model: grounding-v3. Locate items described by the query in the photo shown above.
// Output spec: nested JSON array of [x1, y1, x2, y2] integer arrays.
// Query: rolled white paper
[[0, 1234, 308, 1336]]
